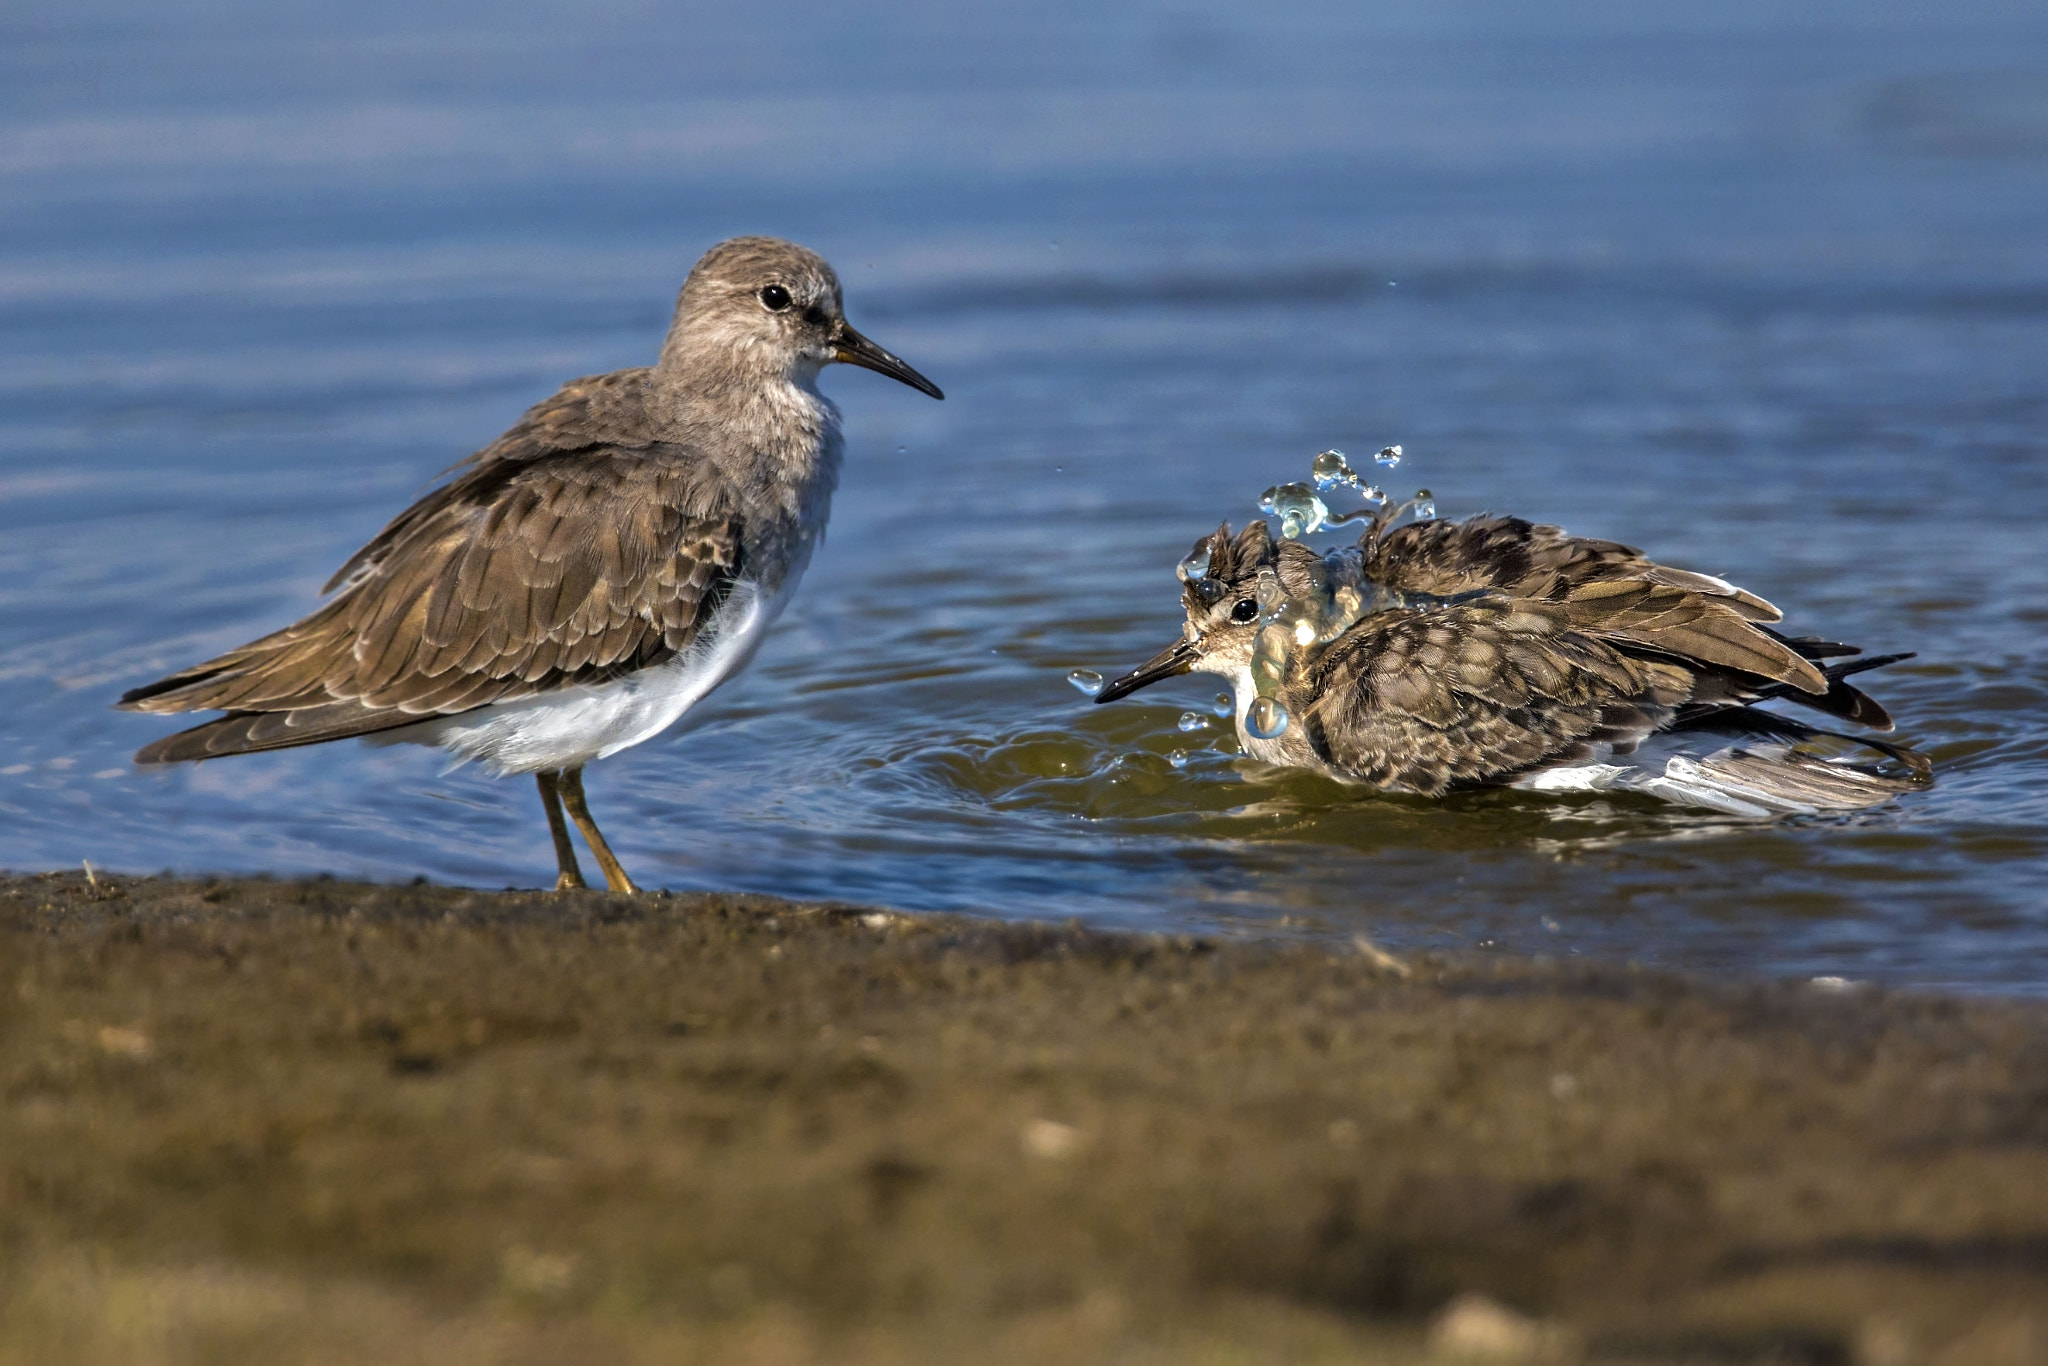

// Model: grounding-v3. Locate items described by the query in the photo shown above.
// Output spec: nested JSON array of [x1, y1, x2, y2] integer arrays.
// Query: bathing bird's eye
[[759, 284, 792, 311], [1230, 599, 1259, 623]]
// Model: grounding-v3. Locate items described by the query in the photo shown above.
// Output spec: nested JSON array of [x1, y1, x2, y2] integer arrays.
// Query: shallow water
[[4, 1, 2047, 992]]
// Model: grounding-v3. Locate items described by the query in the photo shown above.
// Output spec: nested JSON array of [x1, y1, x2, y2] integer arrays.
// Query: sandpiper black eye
[[759, 284, 792, 312], [1230, 599, 1259, 623]]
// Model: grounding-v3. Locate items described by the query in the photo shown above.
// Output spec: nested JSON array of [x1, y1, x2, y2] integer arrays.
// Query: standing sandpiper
[[1096, 516, 1929, 816], [119, 237, 942, 892]]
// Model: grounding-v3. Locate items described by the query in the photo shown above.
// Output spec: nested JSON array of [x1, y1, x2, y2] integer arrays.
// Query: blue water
[[4, 0, 2047, 992]]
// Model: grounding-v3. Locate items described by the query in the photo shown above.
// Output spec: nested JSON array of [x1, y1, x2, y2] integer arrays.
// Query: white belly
[[374, 575, 791, 776]]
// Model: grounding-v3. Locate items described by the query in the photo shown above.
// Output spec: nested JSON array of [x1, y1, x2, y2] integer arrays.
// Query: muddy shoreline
[[4, 870, 2046, 1364]]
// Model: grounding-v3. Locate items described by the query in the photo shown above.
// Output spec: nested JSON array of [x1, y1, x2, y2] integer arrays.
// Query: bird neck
[[636, 354, 842, 591], [650, 343, 840, 489]]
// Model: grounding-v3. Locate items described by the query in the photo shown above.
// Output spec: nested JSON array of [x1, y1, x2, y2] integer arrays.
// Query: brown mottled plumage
[[1098, 518, 1929, 813], [119, 237, 942, 891], [1299, 591, 1698, 793]]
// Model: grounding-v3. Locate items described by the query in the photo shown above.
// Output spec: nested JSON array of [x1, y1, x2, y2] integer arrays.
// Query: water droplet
[[1292, 618, 1316, 646], [1361, 484, 1385, 505], [897, 446, 907, 455], [1067, 669, 1103, 696], [1211, 693, 1232, 717], [1178, 711, 1210, 732], [1168, 748, 1190, 769], [1257, 485, 1279, 513], [1251, 637, 1288, 690], [1177, 547, 1211, 582], [1311, 449, 1356, 490], [1254, 571, 1287, 617], [1375, 445, 1402, 468], [1412, 488, 1435, 519], [1245, 697, 1289, 739], [1054, 464, 1063, 472]]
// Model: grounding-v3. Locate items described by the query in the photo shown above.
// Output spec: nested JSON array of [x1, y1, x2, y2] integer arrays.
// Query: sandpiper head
[[661, 236, 942, 399], [1095, 521, 1286, 703]]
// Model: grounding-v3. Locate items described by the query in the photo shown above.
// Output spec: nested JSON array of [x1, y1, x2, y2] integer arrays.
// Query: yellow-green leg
[[558, 765, 640, 894], [535, 770, 587, 891]]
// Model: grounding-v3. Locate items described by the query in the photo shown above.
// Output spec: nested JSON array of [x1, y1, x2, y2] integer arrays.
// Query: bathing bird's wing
[[1361, 515, 1833, 697], [1297, 596, 1698, 794]]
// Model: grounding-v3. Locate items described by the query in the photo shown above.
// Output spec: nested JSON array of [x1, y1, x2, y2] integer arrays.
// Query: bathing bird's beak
[[1094, 637, 1201, 704], [834, 324, 944, 399]]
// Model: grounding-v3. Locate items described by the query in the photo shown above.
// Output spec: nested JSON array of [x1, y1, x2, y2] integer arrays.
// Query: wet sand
[[3, 870, 2045, 1364]]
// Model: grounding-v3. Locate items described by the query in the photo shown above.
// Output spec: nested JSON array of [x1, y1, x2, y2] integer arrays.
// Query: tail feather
[[1672, 650, 1914, 733], [1764, 630, 1865, 661], [1750, 651, 1915, 732]]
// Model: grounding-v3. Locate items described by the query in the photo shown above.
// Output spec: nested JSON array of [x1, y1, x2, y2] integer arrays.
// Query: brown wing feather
[[321, 369, 660, 595], [132, 700, 410, 764], [119, 435, 743, 763], [1299, 599, 1697, 794]]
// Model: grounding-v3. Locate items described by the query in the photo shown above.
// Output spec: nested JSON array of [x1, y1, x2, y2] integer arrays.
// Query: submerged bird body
[[119, 237, 943, 889], [1098, 516, 1929, 817]]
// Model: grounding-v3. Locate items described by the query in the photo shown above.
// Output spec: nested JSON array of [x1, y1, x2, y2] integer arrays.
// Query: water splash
[[1212, 439, 1445, 750], [1257, 443, 1419, 543], [1067, 669, 1103, 697], [1129, 439, 1439, 754]]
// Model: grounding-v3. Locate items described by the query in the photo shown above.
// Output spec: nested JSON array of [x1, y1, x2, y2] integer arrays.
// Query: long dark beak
[[1094, 638, 1200, 704], [834, 323, 944, 399]]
